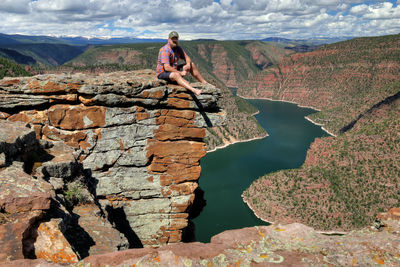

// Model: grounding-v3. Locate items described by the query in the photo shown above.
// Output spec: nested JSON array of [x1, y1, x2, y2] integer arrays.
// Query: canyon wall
[[243, 35, 400, 232], [238, 34, 400, 135], [0, 70, 224, 262]]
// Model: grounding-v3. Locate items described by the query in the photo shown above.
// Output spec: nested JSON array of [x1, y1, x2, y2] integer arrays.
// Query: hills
[[243, 34, 400, 231], [0, 43, 87, 66], [0, 32, 333, 68], [261, 36, 353, 45], [239, 33, 400, 135]]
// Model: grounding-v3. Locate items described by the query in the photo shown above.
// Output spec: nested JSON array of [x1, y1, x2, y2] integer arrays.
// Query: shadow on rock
[[105, 206, 143, 248], [62, 210, 96, 259], [183, 187, 207, 242]]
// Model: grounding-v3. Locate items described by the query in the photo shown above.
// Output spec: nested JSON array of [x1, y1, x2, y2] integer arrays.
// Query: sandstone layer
[[0, 70, 224, 262], [2, 208, 399, 266]]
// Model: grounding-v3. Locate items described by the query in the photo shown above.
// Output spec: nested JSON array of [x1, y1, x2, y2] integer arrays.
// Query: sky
[[0, 0, 399, 40]]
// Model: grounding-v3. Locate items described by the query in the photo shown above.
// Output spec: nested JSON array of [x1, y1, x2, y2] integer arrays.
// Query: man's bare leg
[[188, 62, 208, 84], [170, 72, 202, 95]]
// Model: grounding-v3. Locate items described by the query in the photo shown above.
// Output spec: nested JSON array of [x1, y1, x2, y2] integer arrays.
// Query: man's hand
[[180, 70, 188, 76], [183, 63, 191, 72]]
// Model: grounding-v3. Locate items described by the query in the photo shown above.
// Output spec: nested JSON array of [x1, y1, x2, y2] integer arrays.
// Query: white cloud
[[364, 2, 400, 19], [0, 0, 399, 39], [350, 4, 368, 15]]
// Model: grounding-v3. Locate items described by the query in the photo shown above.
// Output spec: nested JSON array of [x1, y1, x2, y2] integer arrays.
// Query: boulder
[[34, 219, 79, 264], [0, 162, 53, 261]]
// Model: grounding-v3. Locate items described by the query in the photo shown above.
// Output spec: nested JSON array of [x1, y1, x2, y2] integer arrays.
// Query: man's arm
[[183, 51, 191, 66], [163, 64, 178, 72]]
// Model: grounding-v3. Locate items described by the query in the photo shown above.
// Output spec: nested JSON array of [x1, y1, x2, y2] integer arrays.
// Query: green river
[[191, 98, 329, 242]]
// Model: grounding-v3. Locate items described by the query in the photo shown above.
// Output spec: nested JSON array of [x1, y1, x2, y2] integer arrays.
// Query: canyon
[[0, 34, 399, 265], [242, 34, 400, 232]]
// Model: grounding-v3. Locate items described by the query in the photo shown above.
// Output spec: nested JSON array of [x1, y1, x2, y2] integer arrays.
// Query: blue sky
[[0, 0, 399, 39]]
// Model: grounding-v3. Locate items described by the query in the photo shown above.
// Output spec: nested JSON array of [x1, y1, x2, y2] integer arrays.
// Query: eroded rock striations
[[0, 70, 224, 263], [3, 208, 399, 266]]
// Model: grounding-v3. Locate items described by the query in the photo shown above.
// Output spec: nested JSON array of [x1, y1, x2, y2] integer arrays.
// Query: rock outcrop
[[0, 70, 224, 262], [79, 209, 400, 267], [3, 209, 399, 266]]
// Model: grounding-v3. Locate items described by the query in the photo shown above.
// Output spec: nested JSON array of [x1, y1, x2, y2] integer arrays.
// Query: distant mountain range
[[0, 32, 353, 46], [60, 36, 166, 45], [261, 36, 354, 45], [0, 33, 166, 45]]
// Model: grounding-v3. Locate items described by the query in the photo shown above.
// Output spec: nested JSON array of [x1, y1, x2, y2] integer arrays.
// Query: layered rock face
[[0, 70, 223, 262], [210, 44, 238, 88]]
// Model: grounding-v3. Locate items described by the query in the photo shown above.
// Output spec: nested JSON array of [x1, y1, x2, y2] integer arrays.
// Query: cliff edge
[[0, 70, 224, 262]]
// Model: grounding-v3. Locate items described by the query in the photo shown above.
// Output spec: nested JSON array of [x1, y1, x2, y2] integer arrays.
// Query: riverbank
[[304, 116, 337, 137], [206, 109, 268, 153], [242, 193, 348, 235], [241, 192, 274, 224], [237, 93, 336, 137], [207, 132, 268, 153], [237, 93, 321, 111]]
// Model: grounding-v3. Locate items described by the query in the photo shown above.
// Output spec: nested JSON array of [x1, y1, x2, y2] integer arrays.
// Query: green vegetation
[[241, 33, 400, 136], [64, 182, 88, 207], [243, 34, 400, 231], [234, 96, 258, 114], [0, 43, 86, 67], [0, 57, 31, 79]]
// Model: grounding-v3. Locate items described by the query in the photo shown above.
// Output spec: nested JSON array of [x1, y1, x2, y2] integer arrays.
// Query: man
[[156, 31, 208, 96]]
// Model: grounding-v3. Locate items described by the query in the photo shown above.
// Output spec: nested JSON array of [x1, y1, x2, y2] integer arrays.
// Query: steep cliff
[[0, 70, 224, 262]]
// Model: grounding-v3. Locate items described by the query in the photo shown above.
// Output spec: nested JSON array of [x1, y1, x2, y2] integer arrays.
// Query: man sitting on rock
[[156, 31, 208, 96]]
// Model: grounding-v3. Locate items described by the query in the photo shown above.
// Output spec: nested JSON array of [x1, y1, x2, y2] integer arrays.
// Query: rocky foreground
[[2, 209, 400, 266], [0, 70, 224, 262]]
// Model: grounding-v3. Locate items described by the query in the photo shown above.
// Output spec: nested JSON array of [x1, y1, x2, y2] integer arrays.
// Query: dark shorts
[[157, 63, 186, 82], [157, 71, 172, 82]]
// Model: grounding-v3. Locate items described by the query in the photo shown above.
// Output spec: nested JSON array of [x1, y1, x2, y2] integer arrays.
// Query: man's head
[[168, 31, 179, 48]]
